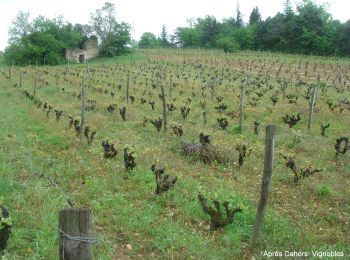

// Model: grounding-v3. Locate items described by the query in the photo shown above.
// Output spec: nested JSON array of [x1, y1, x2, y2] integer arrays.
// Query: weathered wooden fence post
[[307, 77, 318, 131], [169, 74, 173, 98], [159, 73, 167, 131], [55, 72, 59, 86], [19, 70, 22, 87], [80, 76, 86, 140], [64, 67, 68, 81], [8, 67, 11, 80], [210, 79, 216, 101], [34, 73, 38, 97], [239, 84, 244, 134], [252, 125, 276, 246], [126, 73, 130, 103], [59, 208, 93, 260], [88, 70, 92, 89]]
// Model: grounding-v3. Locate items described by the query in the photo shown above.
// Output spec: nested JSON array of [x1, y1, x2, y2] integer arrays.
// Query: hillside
[[0, 49, 349, 259]]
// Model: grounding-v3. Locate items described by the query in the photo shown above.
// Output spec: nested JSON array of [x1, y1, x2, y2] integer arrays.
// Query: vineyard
[[0, 49, 349, 259]]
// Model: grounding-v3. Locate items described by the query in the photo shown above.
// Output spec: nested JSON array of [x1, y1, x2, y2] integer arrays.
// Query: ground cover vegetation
[[139, 0, 350, 57], [3, 2, 132, 66], [0, 48, 349, 258]]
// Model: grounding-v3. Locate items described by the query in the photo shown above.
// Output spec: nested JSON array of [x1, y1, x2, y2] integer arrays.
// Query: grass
[[0, 49, 349, 259], [88, 50, 148, 65], [0, 52, 4, 66]]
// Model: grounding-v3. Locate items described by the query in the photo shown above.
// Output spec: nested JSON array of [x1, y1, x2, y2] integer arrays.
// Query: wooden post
[[56, 72, 59, 86], [8, 67, 11, 80], [80, 77, 86, 140], [239, 85, 244, 134], [88, 72, 91, 89], [159, 76, 167, 131], [252, 125, 276, 246], [126, 74, 130, 103], [59, 208, 93, 260], [34, 74, 38, 97], [307, 80, 318, 131], [210, 79, 215, 101], [88, 72, 92, 89], [282, 80, 287, 101], [19, 70, 22, 87], [169, 74, 173, 98]]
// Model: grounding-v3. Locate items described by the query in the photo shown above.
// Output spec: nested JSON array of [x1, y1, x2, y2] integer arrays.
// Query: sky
[[0, 0, 349, 51]]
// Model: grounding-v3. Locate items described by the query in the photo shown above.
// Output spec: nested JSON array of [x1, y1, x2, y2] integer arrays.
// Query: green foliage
[[235, 2, 244, 29], [216, 36, 239, 53], [336, 20, 350, 56], [249, 7, 261, 25], [174, 27, 200, 47], [288, 130, 303, 148], [317, 185, 333, 199], [160, 25, 169, 47], [152, 1, 350, 57], [138, 32, 160, 48], [4, 13, 87, 65], [8, 11, 31, 44], [39, 134, 69, 150], [5, 2, 132, 64], [196, 16, 221, 48], [89, 2, 131, 56]]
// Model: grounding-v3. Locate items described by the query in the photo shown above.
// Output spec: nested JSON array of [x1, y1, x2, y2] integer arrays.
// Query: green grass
[[88, 50, 147, 65], [0, 80, 299, 259], [0, 52, 4, 66], [0, 50, 349, 259]]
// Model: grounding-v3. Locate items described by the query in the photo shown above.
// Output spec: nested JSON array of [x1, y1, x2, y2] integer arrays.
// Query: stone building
[[65, 37, 99, 63]]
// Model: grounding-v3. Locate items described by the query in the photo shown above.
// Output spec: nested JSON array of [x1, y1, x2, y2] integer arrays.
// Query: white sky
[[0, 0, 349, 51]]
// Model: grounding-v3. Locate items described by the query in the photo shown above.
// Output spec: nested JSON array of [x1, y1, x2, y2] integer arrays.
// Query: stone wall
[[65, 38, 99, 62]]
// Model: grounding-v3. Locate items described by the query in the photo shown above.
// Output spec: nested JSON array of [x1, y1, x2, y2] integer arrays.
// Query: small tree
[[216, 37, 240, 52], [89, 2, 131, 56], [160, 25, 169, 47], [235, 2, 244, 29], [249, 7, 262, 25], [138, 32, 160, 48], [8, 11, 31, 44]]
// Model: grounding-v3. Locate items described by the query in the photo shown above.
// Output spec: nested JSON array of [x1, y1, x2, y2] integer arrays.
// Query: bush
[[317, 185, 333, 199], [216, 37, 240, 53]]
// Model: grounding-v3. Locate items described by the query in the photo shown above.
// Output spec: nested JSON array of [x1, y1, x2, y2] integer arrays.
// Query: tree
[[138, 32, 160, 48], [197, 16, 221, 47], [173, 19, 201, 47], [283, 0, 294, 17], [254, 13, 286, 51], [174, 27, 200, 47], [8, 11, 31, 44], [73, 23, 91, 48], [89, 2, 131, 56], [160, 25, 169, 47], [235, 2, 244, 28], [336, 20, 350, 56], [293, 0, 333, 55], [5, 13, 87, 65], [216, 36, 239, 52], [249, 7, 261, 25]]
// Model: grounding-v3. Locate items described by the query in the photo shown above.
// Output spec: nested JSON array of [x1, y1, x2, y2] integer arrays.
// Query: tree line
[[4, 0, 350, 65], [4, 2, 132, 65], [138, 0, 350, 57]]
